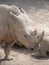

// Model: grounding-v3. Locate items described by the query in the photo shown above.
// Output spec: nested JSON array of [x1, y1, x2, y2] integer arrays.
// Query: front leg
[[4, 42, 14, 61], [4, 43, 12, 60]]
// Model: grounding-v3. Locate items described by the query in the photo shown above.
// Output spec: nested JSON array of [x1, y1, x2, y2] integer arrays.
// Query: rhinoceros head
[[9, 8, 44, 50], [10, 10, 39, 48], [30, 31, 44, 52]]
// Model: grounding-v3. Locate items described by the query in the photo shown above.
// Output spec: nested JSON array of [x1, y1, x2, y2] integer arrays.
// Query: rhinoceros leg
[[4, 43, 12, 60], [4, 41, 15, 61]]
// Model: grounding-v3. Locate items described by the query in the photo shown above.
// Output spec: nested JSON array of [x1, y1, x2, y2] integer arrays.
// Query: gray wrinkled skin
[[0, 4, 39, 60], [31, 24, 49, 57]]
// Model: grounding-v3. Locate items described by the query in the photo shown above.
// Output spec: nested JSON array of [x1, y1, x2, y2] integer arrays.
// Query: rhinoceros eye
[[24, 35, 27, 37], [37, 36, 39, 38]]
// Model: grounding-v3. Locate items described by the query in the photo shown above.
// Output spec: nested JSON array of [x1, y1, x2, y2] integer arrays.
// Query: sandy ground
[[0, 0, 49, 65]]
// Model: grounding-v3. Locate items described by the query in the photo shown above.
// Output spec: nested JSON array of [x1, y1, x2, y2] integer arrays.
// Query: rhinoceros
[[0, 4, 42, 60], [31, 24, 49, 57]]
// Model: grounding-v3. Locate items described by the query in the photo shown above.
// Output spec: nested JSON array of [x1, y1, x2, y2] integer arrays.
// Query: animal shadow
[[31, 51, 49, 60]]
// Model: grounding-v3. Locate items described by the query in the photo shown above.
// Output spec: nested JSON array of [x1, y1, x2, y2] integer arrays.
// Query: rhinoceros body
[[0, 4, 39, 60]]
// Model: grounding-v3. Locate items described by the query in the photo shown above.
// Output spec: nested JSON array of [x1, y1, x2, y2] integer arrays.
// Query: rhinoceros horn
[[36, 31, 44, 44], [40, 31, 44, 41]]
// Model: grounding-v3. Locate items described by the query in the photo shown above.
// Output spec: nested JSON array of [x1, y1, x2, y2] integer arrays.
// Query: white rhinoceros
[[0, 4, 41, 60], [31, 24, 49, 57]]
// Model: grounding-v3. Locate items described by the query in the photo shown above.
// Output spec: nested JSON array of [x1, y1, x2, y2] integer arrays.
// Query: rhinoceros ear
[[10, 11, 20, 19], [19, 8, 27, 14], [31, 30, 37, 36], [10, 11, 17, 18]]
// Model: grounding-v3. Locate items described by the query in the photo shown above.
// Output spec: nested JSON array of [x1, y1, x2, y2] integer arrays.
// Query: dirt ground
[[0, 0, 49, 65]]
